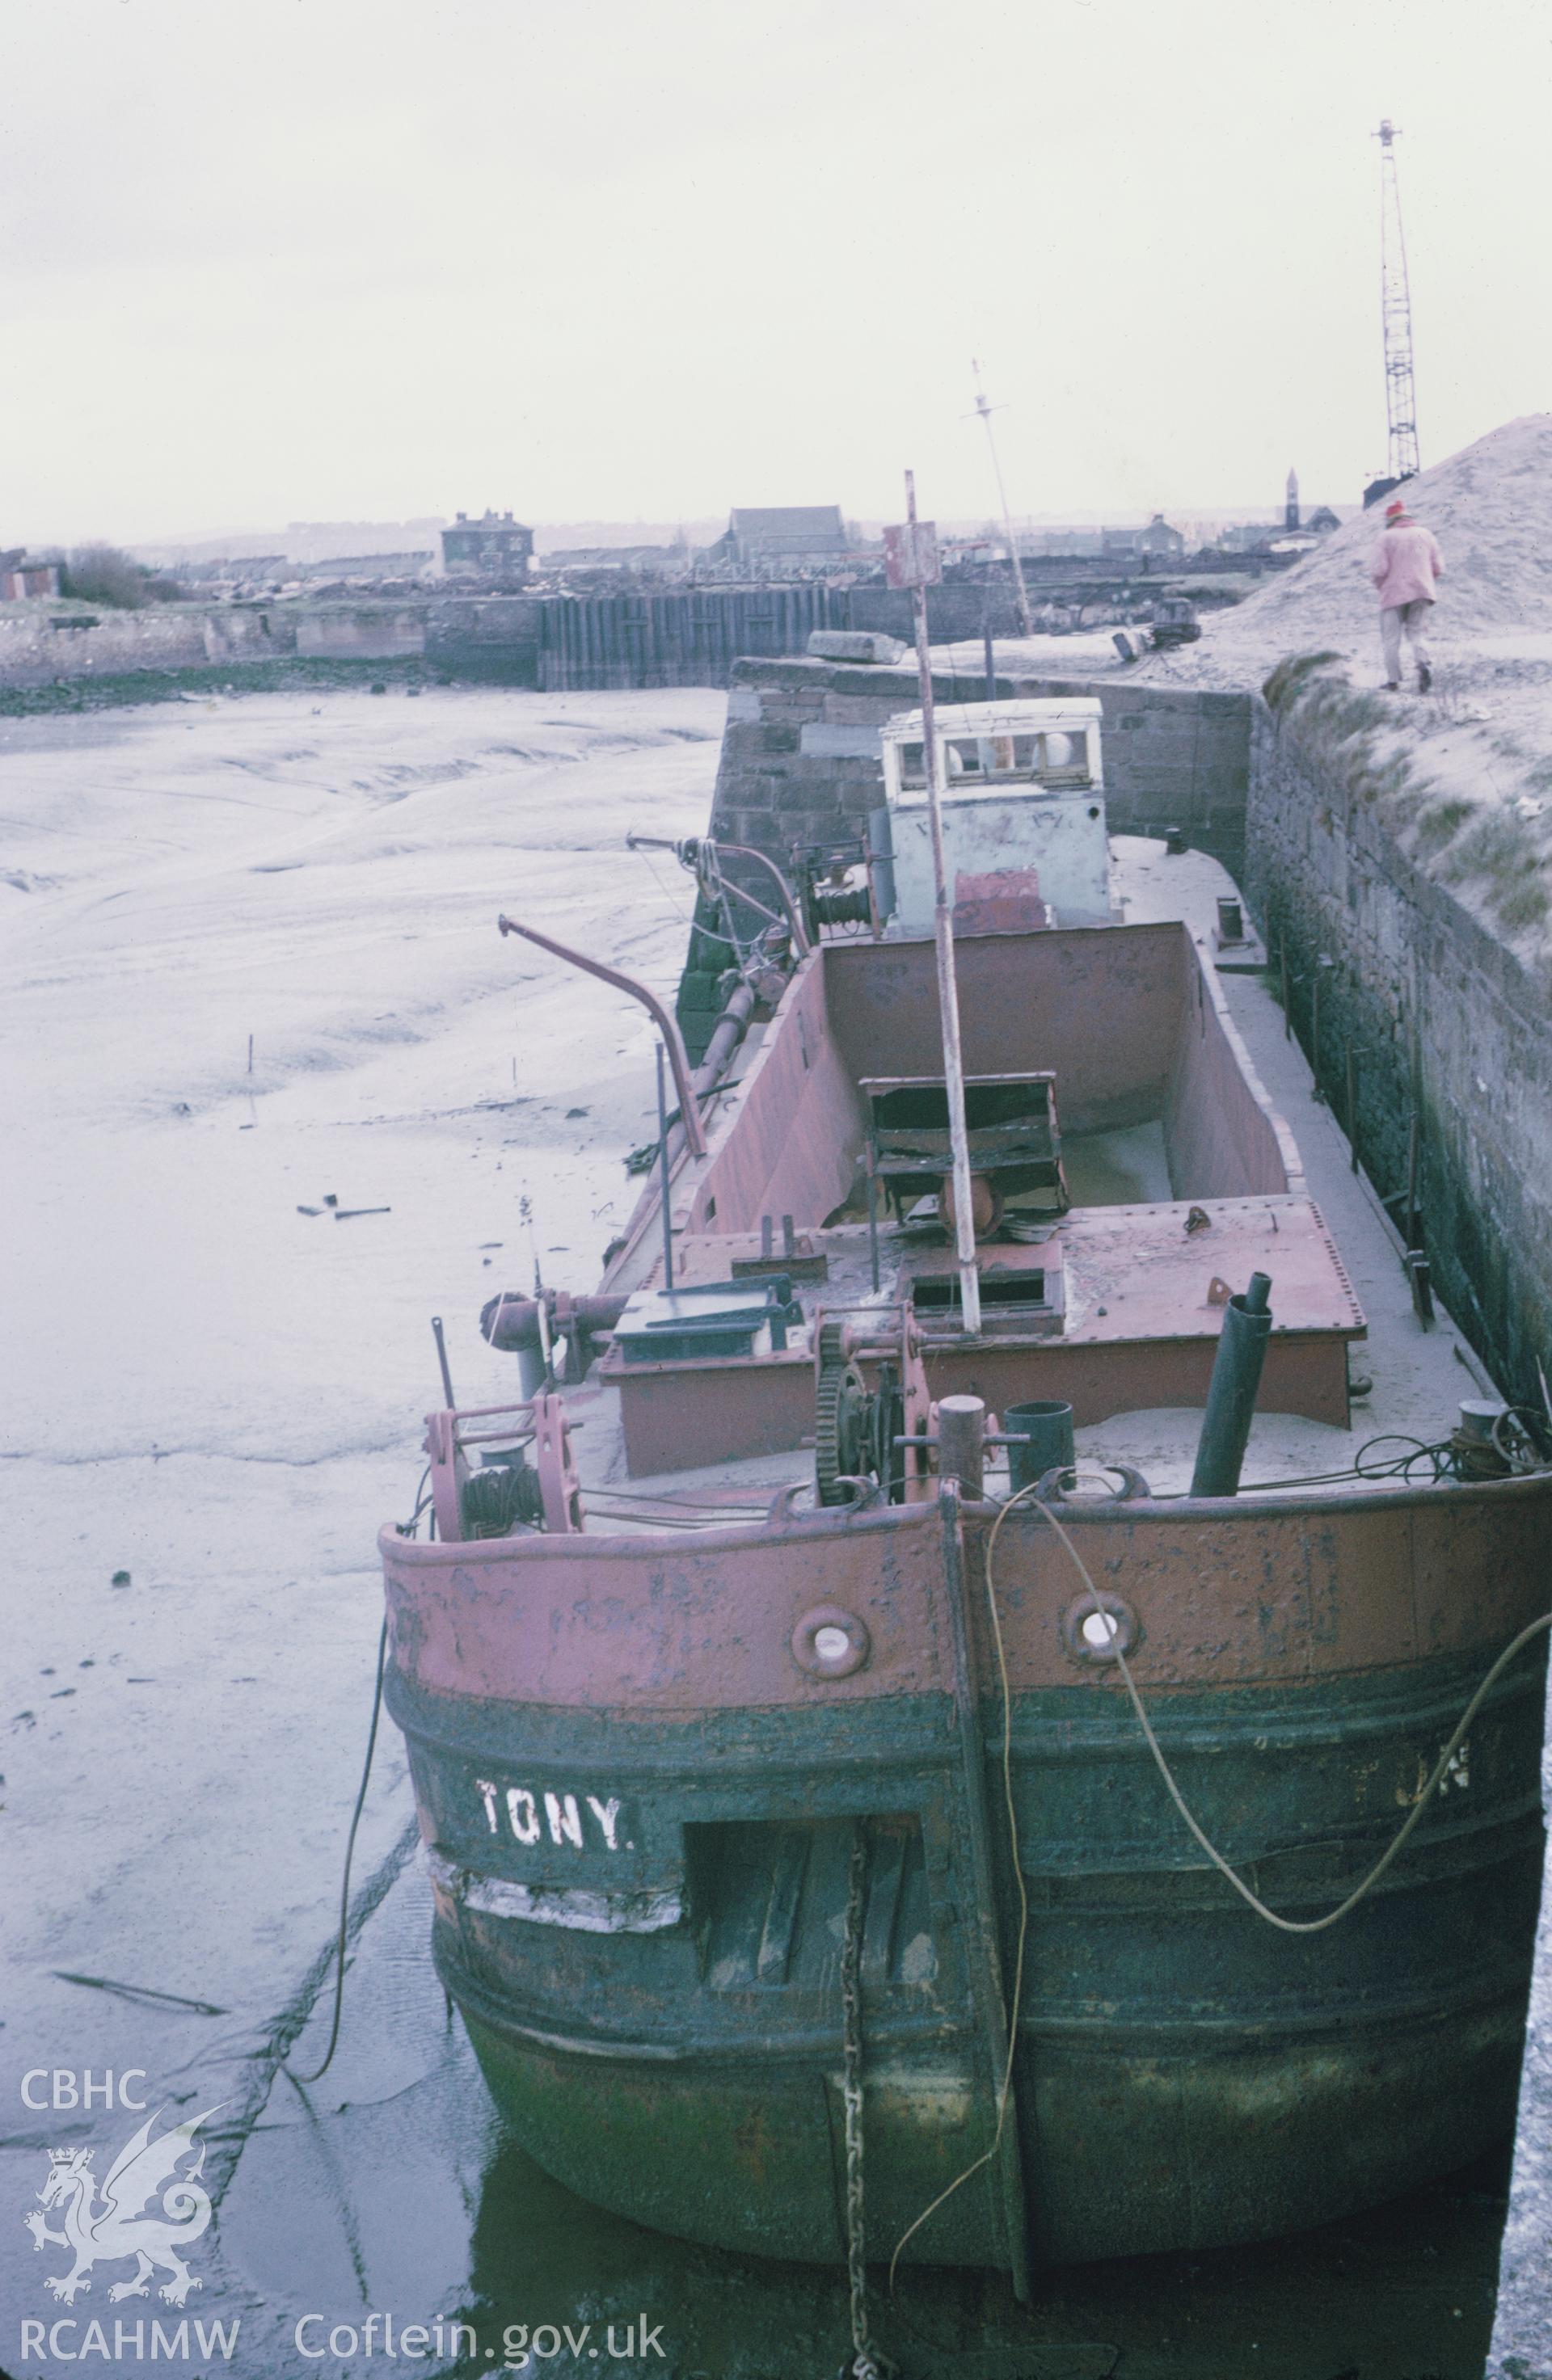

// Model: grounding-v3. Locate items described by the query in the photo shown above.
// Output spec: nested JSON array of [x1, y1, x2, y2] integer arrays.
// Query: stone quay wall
[[1245, 697, 1552, 1413], [0, 603, 210, 686], [0, 598, 436, 689]]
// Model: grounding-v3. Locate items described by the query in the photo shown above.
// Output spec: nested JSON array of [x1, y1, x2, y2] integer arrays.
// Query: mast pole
[[971, 359, 1035, 639], [906, 469, 981, 1337]]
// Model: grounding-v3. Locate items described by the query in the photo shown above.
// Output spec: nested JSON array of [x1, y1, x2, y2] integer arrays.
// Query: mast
[[1375, 120, 1421, 484], [970, 360, 1035, 639], [895, 470, 981, 1334]]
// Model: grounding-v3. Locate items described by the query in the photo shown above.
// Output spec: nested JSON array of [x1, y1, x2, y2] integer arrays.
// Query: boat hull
[[385, 1468, 1552, 2269], [449, 1973, 1529, 2265]]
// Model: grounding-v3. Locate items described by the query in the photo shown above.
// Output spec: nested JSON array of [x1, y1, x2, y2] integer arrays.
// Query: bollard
[[938, 1395, 987, 1502], [1190, 1273, 1273, 1498]]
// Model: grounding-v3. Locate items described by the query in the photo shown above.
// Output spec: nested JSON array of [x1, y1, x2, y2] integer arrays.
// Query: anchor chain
[[839, 1825, 889, 2380]]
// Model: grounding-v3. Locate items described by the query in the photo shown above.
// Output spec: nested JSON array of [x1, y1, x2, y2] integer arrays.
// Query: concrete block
[[806, 629, 909, 665], [726, 687, 761, 722]]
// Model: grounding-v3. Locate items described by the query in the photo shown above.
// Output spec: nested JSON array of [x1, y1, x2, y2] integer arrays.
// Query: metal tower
[[1376, 120, 1421, 484]]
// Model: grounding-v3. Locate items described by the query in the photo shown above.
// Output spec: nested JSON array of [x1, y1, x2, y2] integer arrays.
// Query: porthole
[[791, 1604, 871, 1679], [1060, 1591, 1139, 1665]]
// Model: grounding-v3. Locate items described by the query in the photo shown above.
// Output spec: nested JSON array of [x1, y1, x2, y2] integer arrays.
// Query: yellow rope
[[1010, 1475, 1552, 1932]]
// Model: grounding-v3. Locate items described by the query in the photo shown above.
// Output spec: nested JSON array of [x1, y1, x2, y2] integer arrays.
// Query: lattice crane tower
[[1375, 120, 1421, 484]]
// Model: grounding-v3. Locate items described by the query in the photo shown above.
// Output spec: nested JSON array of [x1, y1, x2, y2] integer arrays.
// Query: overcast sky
[[1, 0, 1547, 545]]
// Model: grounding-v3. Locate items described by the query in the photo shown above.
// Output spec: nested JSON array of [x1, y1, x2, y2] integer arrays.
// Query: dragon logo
[[23, 2105, 221, 2306]]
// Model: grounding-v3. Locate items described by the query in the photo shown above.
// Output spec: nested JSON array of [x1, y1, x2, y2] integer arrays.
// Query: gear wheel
[[868, 1363, 907, 1504], [815, 1321, 871, 1506]]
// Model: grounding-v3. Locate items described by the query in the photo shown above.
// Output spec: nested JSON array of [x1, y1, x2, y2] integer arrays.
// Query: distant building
[[1100, 514, 1187, 561], [441, 511, 534, 579], [0, 550, 61, 600], [544, 545, 685, 576], [1016, 529, 1106, 559], [1218, 474, 1345, 556], [711, 507, 850, 570]]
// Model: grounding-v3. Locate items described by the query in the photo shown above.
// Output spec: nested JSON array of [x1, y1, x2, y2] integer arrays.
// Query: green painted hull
[[391, 1645, 1546, 2267]]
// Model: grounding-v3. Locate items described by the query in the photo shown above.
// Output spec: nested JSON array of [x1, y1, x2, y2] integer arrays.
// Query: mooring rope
[[997, 1475, 1552, 1935], [285, 1619, 389, 2086]]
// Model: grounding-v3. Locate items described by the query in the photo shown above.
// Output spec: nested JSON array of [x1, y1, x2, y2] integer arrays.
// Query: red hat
[[1385, 499, 1407, 520]]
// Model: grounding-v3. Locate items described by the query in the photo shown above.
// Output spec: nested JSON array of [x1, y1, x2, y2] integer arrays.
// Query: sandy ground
[[0, 686, 1525, 2378]]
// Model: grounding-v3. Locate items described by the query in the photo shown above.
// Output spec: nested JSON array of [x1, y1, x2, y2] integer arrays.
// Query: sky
[[1, 0, 1548, 546]]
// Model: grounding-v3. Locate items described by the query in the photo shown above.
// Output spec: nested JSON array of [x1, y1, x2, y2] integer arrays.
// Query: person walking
[[1369, 495, 1444, 692]]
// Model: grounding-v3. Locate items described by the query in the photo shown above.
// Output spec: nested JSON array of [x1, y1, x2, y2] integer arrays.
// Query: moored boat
[[380, 695, 1552, 2283]]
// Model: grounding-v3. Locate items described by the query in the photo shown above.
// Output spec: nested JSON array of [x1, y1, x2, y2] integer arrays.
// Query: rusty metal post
[[656, 1044, 674, 1288], [1347, 1044, 1359, 1173], [431, 1316, 457, 1410], [938, 1395, 986, 1501], [938, 1487, 1031, 2298], [905, 469, 981, 1336], [866, 1134, 881, 1294]]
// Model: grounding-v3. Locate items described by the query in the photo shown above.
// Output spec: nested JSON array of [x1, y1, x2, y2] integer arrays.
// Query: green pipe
[[1190, 1271, 1273, 1498]]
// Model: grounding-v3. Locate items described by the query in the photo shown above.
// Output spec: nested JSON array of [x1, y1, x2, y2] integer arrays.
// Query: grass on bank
[[1264, 650, 1552, 944]]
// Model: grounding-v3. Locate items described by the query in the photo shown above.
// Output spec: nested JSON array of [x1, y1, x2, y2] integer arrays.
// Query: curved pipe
[[702, 840, 812, 957], [626, 834, 811, 958], [497, 914, 706, 1157]]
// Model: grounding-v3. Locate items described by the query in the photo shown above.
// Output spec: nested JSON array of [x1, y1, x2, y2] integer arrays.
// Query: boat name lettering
[[474, 1779, 629, 1851]]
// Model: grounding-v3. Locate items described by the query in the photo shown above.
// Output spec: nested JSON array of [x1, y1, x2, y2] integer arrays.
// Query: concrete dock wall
[[0, 599, 433, 689], [0, 603, 209, 686]]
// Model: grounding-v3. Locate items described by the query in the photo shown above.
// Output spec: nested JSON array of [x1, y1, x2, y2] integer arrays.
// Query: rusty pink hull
[[383, 1475, 1552, 2268]]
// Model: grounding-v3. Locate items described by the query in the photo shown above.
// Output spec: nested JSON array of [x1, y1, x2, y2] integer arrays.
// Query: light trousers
[[1381, 600, 1433, 681]]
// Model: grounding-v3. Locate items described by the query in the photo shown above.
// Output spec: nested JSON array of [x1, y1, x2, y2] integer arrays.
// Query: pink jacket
[[1369, 522, 1444, 609]]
